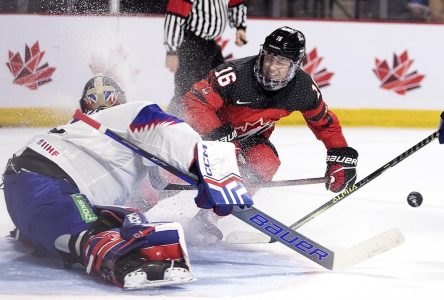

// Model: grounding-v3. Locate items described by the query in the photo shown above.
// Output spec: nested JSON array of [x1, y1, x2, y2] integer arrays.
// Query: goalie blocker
[[194, 141, 254, 216]]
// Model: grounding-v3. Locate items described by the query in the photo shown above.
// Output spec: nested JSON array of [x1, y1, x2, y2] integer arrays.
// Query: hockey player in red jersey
[[182, 26, 358, 193], [2, 75, 253, 289]]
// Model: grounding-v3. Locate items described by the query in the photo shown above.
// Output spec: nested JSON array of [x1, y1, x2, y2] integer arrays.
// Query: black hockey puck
[[407, 191, 423, 207]]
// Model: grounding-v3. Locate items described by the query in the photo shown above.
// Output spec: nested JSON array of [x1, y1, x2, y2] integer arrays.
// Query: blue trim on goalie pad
[[100, 228, 180, 263], [3, 171, 92, 256], [145, 230, 180, 246]]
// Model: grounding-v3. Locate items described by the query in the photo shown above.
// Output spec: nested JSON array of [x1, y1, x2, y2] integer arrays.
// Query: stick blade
[[332, 228, 405, 270]]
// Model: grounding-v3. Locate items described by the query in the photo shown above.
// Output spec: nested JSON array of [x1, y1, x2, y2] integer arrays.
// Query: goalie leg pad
[[194, 141, 253, 216], [57, 208, 193, 289]]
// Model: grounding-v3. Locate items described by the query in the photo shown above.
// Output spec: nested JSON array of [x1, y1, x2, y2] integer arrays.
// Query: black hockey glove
[[325, 147, 358, 193]]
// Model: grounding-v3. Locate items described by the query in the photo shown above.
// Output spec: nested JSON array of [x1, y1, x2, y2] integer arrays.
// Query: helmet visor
[[262, 52, 294, 81], [254, 48, 297, 91]]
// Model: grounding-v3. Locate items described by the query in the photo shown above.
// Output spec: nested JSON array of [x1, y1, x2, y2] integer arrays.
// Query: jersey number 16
[[214, 66, 237, 87]]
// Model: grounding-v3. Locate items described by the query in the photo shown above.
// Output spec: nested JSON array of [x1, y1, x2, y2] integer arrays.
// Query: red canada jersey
[[182, 56, 347, 150]]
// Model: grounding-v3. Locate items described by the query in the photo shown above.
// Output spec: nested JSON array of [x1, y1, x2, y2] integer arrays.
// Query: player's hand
[[325, 147, 358, 193], [165, 54, 179, 73], [235, 29, 247, 46]]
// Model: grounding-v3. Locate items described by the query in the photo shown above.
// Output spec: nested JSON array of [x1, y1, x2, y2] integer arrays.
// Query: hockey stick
[[287, 130, 439, 230], [73, 109, 404, 270], [227, 128, 440, 244], [150, 176, 329, 190]]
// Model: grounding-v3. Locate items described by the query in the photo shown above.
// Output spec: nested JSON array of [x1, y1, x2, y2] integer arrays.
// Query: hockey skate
[[115, 254, 194, 289]]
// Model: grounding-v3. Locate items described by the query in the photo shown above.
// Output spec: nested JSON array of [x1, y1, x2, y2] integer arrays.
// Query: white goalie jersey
[[19, 101, 201, 206]]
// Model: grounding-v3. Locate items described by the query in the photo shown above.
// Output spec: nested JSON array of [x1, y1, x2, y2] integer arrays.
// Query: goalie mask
[[254, 26, 306, 91], [79, 75, 126, 113]]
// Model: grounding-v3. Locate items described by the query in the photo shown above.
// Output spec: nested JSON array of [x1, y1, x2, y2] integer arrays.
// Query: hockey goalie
[[2, 75, 253, 289]]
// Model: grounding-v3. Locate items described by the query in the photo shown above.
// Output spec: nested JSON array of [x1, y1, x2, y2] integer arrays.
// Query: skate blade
[[123, 268, 194, 290]]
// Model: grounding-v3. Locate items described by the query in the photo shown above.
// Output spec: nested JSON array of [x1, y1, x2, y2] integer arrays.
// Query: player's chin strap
[[72, 109, 406, 271]]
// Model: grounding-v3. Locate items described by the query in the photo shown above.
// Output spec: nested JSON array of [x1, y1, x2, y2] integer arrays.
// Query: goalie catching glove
[[325, 147, 358, 193]]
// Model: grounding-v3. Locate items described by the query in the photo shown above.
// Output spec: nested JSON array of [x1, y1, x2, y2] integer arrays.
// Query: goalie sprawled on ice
[[1, 75, 253, 289]]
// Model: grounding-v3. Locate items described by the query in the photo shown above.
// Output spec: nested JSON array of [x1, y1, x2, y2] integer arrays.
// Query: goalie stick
[[73, 109, 404, 270], [227, 128, 440, 244]]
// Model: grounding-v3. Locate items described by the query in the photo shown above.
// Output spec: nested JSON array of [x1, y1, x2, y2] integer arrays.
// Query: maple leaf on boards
[[6, 41, 56, 90], [301, 48, 334, 88], [373, 50, 425, 95]]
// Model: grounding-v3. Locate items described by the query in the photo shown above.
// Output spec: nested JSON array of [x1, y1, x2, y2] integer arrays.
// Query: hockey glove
[[325, 147, 358, 193], [81, 208, 192, 289]]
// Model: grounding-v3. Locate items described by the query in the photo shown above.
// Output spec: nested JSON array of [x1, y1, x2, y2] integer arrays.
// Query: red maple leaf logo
[[301, 48, 334, 88], [6, 41, 56, 90], [373, 50, 425, 95]]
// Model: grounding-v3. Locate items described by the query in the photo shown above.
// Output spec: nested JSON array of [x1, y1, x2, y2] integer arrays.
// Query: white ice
[[0, 125, 443, 300]]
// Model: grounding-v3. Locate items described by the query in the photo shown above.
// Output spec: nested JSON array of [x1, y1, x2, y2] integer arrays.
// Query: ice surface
[[0, 126, 443, 299]]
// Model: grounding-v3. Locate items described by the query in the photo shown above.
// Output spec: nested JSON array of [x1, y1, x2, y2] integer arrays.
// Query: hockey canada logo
[[6, 41, 56, 90], [234, 118, 275, 139], [373, 50, 425, 95], [301, 48, 334, 88]]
